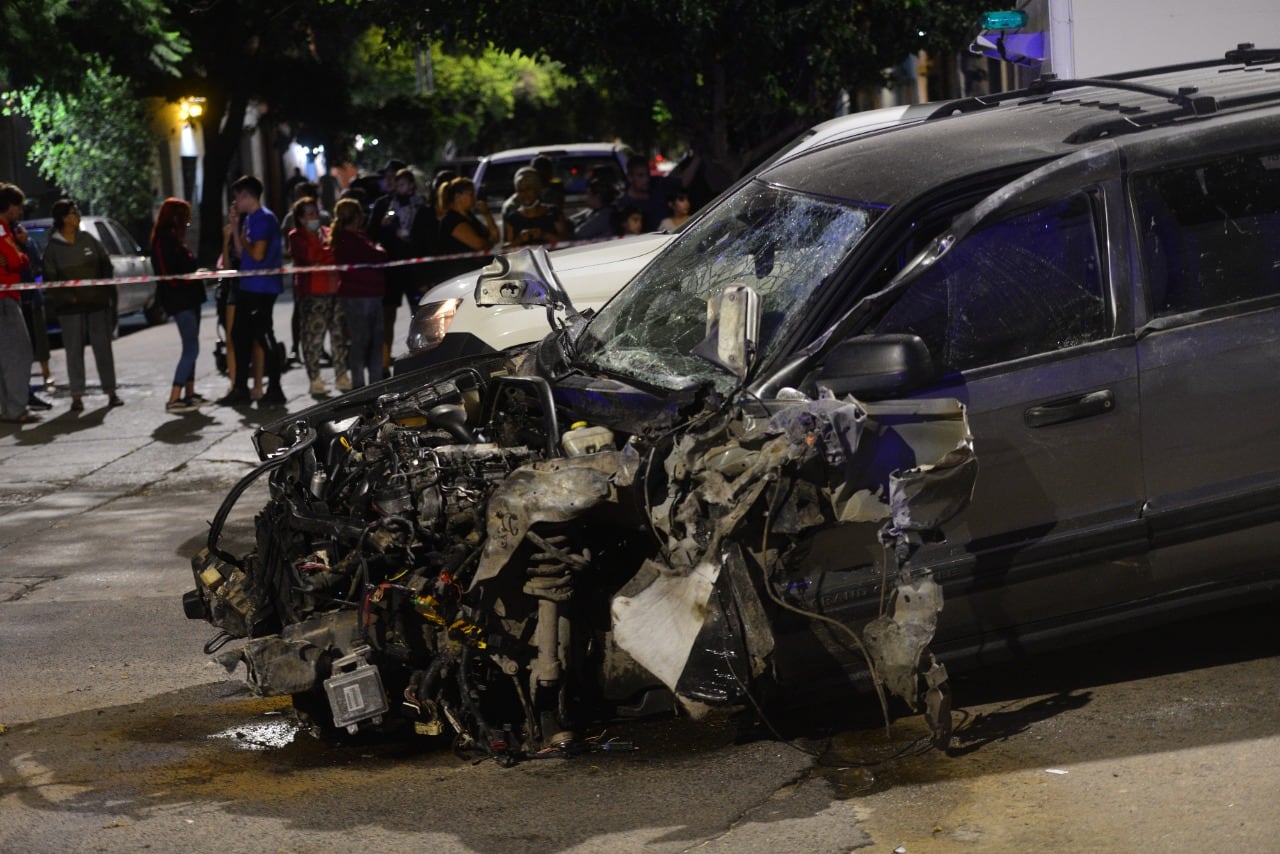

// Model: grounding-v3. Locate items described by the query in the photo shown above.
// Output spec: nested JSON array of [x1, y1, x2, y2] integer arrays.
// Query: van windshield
[[575, 181, 883, 392]]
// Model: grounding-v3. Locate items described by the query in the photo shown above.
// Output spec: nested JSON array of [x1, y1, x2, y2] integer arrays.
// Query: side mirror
[[475, 247, 563, 308], [692, 284, 761, 379], [474, 247, 581, 330], [811, 334, 936, 399]]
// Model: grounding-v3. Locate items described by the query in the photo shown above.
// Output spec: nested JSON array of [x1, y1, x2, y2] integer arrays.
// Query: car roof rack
[[929, 73, 1219, 120], [1223, 43, 1280, 64], [926, 45, 1280, 144]]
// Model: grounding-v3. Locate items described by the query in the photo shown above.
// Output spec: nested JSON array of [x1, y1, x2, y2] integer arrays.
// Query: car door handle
[[1024, 389, 1115, 428]]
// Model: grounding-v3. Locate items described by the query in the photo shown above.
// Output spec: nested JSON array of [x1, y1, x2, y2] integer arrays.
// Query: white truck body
[[1024, 0, 1280, 78]]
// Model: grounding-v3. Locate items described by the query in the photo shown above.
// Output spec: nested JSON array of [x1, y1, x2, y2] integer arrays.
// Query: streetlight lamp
[[179, 97, 206, 122]]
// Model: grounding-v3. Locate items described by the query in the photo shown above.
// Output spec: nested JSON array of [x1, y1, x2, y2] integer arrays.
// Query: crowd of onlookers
[[0, 150, 705, 424]]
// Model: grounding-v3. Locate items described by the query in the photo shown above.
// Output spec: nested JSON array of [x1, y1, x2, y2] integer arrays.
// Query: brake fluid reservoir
[[561, 422, 616, 457]]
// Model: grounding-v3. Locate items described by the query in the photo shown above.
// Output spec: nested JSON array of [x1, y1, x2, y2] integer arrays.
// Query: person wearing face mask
[[279, 180, 330, 368], [150, 197, 209, 414], [288, 196, 350, 396], [368, 166, 435, 368], [503, 170, 567, 247]]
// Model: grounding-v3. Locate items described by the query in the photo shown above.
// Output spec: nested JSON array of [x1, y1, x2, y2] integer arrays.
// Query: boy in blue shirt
[[219, 175, 286, 407]]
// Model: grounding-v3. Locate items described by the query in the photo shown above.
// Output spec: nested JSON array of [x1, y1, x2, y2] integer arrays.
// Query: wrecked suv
[[186, 48, 1280, 761]]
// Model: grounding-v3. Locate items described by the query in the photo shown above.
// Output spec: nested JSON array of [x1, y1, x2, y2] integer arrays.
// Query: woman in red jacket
[[0, 183, 36, 424], [288, 196, 350, 395], [330, 198, 387, 388]]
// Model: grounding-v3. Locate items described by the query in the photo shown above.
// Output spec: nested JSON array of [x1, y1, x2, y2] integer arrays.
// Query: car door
[[850, 157, 1149, 643], [105, 219, 153, 316], [1129, 141, 1280, 597]]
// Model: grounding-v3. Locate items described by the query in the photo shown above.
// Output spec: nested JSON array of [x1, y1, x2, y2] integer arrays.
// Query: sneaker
[[216, 388, 252, 407], [187, 393, 210, 406], [309, 377, 327, 395], [107, 394, 124, 408], [166, 399, 197, 414], [334, 373, 353, 392], [260, 386, 287, 406], [27, 393, 53, 411]]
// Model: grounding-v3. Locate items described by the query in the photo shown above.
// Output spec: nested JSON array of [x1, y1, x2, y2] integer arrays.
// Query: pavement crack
[[681, 765, 812, 852], [1, 576, 60, 602]]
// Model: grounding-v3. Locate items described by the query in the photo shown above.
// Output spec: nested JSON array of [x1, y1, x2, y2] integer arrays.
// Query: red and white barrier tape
[[3, 234, 631, 293]]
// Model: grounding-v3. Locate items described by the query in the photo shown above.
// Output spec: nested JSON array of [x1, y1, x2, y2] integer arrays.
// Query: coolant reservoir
[[561, 422, 616, 457]]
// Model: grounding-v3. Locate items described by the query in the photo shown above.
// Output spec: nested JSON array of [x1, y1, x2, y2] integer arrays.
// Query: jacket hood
[[49, 231, 74, 245]]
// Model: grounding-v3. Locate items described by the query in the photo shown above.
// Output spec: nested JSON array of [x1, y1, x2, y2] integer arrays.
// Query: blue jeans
[[342, 296, 383, 388], [171, 307, 201, 387]]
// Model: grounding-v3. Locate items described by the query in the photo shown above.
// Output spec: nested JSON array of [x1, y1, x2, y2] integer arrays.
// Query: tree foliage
[[363, 0, 991, 180], [3, 61, 159, 224], [0, 0, 188, 90], [346, 29, 576, 166]]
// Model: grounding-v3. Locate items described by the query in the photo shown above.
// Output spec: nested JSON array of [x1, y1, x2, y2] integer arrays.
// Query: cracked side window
[[1133, 149, 1280, 317], [873, 193, 1105, 374]]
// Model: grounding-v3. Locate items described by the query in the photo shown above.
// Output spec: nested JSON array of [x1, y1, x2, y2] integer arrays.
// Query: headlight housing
[[406, 298, 461, 354]]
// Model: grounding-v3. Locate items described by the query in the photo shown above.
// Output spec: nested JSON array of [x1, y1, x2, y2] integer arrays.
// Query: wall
[[1030, 0, 1280, 79]]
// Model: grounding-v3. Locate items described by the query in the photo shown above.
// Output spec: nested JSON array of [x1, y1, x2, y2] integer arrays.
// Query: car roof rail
[[926, 45, 1280, 123], [1224, 43, 1280, 65], [927, 74, 1220, 120]]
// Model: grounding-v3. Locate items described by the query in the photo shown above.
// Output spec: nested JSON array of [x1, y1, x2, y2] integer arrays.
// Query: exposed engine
[[185, 354, 977, 764]]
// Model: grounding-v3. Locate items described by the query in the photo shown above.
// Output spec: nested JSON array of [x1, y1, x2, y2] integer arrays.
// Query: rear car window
[[92, 221, 122, 254], [479, 154, 624, 200], [1133, 149, 1280, 316], [109, 222, 139, 254], [875, 193, 1107, 374]]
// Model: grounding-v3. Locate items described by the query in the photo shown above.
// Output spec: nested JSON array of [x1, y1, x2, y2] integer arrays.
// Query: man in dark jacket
[[368, 166, 435, 368]]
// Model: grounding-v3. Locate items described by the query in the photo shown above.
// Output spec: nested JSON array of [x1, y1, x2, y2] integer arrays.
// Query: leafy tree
[[346, 29, 576, 167], [0, 0, 187, 91], [3, 61, 159, 225], [363, 0, 991, 186], [0, 1, 187, 228]]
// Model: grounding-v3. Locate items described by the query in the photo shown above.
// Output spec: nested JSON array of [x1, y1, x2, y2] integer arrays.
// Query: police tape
[[3, 234, 631, 293]]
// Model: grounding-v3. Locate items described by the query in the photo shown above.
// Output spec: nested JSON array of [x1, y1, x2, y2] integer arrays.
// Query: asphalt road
[[1, 298, 1277, 852]]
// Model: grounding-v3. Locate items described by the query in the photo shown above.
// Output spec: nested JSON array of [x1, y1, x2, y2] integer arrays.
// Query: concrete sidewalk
[[0, 294, 414, 722], [1, 294, 414, 509]]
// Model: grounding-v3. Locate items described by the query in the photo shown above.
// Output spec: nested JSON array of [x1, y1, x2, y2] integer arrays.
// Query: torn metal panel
[[473, 451, 622, 586], [611, 394, 974, 717], [862, 576, 945, 706]]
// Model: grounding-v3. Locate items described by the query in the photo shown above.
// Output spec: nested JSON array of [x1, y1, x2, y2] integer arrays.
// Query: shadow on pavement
[[151, 410, 217, 444]]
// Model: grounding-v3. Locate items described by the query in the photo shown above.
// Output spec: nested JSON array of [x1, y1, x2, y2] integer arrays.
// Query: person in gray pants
[[43, 199, 121, 411], [0, 183, 38, 424]]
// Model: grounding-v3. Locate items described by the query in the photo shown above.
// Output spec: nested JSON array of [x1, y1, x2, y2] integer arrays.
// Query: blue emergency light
[[980, 10, 1028, 31]]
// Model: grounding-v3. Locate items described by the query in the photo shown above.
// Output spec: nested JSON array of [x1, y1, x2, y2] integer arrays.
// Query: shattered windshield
[[575, 182, 883, 391]]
